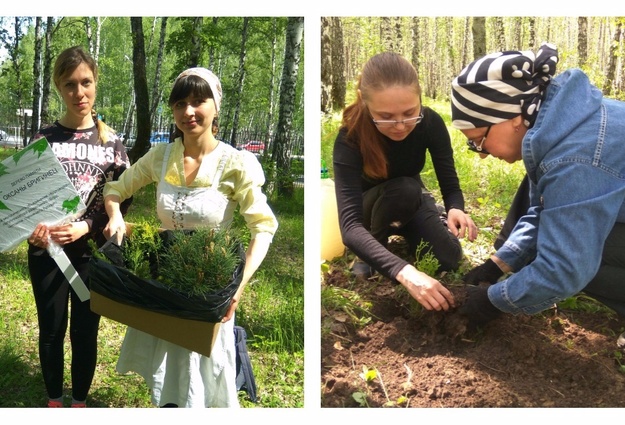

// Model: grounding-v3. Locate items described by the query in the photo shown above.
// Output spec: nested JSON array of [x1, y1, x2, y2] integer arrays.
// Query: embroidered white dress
[[112, 141, 273, 408]]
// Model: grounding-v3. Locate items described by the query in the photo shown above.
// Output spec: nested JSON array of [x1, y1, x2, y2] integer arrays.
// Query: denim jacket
[[489, 69, 625, 315]]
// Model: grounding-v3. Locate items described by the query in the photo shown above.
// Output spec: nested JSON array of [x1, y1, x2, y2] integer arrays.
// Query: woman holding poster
[[27, 46, 131, 408]]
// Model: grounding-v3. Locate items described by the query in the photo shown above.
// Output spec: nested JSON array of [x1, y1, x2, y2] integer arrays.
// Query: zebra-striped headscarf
[[451, 42, 558, 130]]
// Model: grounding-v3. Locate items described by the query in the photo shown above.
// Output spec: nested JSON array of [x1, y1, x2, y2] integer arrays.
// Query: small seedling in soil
[[414, 241, 440, 278], [359, 366, 377, 383], [352, 391, 369, 407], [396, 395, 409, 406]]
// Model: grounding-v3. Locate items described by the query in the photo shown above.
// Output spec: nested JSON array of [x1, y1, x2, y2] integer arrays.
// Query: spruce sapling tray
[[89, 222, 245, 356]]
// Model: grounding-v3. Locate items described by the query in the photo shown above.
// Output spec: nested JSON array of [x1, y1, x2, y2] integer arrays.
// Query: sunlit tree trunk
[[393, 17, 403, 55], [321, 17, 332, 114], [603, 21, 622, 95], [472, 17, 486, 60], [150, 17, 167, 129], [513, 17, 522, 49], [577, 17, 589, 64], [229, 17, 249, 149], [461, 17, 470, 68], [493, 17, 506, 51], [189, 17, 203, 67], [262, 17, 279, 158], [410, 17, 422, 75], [273, 17, 303, 198], [527, 17, 536, 50], [40, 17, 56, 127], [330, 17, 345, 112], [381, 17, 393, 52], [30, 17, 43, 139], [208, 17, 218, 69]]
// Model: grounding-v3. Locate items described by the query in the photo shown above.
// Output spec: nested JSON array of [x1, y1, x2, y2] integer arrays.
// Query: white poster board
[[0, 138, 90, 300]]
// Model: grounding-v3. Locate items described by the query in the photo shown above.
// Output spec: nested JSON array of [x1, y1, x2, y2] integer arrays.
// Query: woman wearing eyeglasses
[[332, 52, 477, 312], [450, 42, 625, 353]]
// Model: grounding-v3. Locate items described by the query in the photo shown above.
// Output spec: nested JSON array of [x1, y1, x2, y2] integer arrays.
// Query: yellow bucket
[[320, 178, 345, 262]]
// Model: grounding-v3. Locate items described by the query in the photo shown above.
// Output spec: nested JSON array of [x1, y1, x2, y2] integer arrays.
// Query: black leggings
[[582, 222, 625, 317], [495, 174, 531, 250], [28, 251, 100, 401], [362, 176, 463, 272]]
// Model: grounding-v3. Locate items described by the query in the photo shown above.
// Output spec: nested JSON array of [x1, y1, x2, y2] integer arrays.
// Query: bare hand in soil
[[396, 264, 455, 311]]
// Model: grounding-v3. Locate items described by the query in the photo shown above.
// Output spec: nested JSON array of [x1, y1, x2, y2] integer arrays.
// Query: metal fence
[[0, 126, 27, 148], [121, 124, 306, 190], [0, 122, 305, 189]]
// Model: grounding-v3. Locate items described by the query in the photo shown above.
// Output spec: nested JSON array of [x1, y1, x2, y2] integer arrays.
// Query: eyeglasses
[[372, 111, 424, 128], [466, 126, 491, 155]]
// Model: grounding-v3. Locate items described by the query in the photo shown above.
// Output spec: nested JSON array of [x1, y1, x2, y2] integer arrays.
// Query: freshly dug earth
[[321, 239, 625, 408]]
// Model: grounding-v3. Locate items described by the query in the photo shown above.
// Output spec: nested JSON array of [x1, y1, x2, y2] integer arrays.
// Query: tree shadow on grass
[[0, 344, 46, 407]]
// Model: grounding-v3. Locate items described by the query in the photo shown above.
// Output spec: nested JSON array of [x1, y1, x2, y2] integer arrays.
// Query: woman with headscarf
[[451, 42, 625, 353], [103, 67, 278, 407]]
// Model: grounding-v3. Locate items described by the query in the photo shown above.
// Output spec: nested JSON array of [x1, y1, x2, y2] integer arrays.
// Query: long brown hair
[[53, 46, 112, 144], [342, 52, 421, 179]]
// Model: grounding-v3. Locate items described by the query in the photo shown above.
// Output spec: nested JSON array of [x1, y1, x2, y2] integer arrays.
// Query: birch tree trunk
[[30, 17, 43, 139], [578, 17, 588, 68], [381, 17, 393, 52], [410, 17, 422, 75], [189, 17, 203, 67], [527, 17, 536, 49], [603, 21, 622, 95], [150, 17, 168, 129], [330, 17, 345, 112], [274, 17, 303, 198], [229, 17, 249, 149], [263, 18, 278, 150], [40, 17, 56, 127], [461, 18, 470, 69], [321, 17, 332, 113], [394, 17, 403, 55], [493, 17, 506, 51], [472, 17, 486, 60]]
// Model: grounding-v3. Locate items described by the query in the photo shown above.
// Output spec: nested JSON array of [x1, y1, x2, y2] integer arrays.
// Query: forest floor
[[320, 237, 625, 408]]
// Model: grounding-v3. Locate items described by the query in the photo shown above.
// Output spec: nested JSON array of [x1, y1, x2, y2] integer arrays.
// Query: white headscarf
[[174, 67, 223, 112]]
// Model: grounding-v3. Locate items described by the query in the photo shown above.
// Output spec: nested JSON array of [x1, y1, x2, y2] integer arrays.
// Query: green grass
[[0, 157, 304, 408]]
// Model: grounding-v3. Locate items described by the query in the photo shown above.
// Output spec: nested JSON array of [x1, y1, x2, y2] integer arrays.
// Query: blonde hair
[[53, 46, 112, 144]]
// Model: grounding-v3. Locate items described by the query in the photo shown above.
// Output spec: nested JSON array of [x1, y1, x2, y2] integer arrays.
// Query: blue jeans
[[497, 177, 625, 318], [362, 176, 462, 272]]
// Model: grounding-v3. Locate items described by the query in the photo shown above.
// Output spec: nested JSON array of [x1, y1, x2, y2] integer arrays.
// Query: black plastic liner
[[88, 232, 245, 323]]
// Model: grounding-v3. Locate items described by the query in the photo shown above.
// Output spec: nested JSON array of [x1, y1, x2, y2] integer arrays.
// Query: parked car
[[150, 131, 170, 144], [116, 132, 135, 147], [0, 130, 18, 147], [239, 140, 265, 154]]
